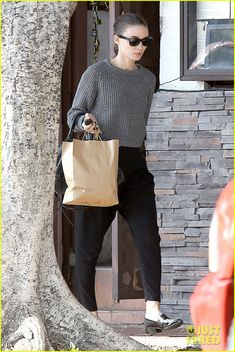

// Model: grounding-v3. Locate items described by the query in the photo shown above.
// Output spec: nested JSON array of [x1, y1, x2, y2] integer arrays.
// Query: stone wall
[[145, 89, 234, 323]]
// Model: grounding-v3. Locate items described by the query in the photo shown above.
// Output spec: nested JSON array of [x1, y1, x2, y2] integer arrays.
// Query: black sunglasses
[[117, 34, 153, 47]]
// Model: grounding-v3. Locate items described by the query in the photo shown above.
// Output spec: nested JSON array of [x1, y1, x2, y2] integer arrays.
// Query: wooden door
[[111, 1, 160, 301]]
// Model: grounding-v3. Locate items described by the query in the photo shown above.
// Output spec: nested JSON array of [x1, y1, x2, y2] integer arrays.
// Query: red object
[[190, 180, 234, 350]]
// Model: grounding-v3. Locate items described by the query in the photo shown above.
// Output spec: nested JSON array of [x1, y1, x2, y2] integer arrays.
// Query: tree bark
[[2, 2, 147, 350]]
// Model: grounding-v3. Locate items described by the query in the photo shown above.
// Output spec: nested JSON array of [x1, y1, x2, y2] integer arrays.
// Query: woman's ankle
[[145, 300, 160, 320]]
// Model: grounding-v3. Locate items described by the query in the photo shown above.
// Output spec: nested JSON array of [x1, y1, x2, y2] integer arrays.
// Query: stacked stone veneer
[[145, 90, 234, 323]]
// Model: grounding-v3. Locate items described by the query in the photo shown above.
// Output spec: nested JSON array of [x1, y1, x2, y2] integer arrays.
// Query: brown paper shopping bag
[[62, 138, 119, 207]]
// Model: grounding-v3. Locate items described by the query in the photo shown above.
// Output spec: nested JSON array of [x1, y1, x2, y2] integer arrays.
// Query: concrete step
[[110, 324, 201, 351], [131, 336, 200, 351]]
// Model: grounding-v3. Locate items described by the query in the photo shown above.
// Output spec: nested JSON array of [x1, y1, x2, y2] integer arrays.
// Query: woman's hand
[[82, 113, 98, 134]]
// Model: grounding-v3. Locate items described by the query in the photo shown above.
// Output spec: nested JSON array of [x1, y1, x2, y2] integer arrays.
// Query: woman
[[67, 12, 183, 334]]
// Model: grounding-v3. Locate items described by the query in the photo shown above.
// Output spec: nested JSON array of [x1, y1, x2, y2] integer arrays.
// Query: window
[[180, 1, 234, 81]]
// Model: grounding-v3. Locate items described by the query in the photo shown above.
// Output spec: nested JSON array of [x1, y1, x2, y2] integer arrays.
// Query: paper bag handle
[[65, 112, 86, 142]]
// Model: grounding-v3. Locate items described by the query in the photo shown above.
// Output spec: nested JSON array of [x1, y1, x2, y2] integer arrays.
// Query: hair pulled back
[[113, 13, 148, 56]]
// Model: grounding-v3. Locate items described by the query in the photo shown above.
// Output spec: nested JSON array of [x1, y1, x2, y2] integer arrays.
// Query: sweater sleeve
[[144, 73, 156, 124], [67, 65, 97, 131]]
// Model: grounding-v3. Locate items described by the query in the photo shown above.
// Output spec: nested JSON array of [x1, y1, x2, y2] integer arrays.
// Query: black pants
[[75, 147, 161, 311]]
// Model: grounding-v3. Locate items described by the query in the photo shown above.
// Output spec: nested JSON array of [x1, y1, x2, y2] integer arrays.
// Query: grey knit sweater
[[67, 58, 156, 148]]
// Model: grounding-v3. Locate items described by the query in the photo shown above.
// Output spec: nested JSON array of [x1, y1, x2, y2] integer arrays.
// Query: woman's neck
[[110, 56, 138, 71]]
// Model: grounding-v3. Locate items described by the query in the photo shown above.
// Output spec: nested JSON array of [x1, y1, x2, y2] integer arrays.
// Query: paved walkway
[[111, 324, 201, 351]]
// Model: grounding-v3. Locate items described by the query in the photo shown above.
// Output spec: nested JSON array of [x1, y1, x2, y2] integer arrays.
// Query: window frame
[[180, 1, 234, 81]]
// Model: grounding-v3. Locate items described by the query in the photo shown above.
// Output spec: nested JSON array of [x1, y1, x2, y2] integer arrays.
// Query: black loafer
[[144, 313, 183, 335]]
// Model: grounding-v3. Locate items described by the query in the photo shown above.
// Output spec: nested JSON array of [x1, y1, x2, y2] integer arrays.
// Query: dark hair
[[113, 13, 148, 56]]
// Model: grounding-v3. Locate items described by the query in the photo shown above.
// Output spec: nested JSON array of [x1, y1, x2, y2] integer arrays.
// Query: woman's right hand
[[82, 113, 98, 133]]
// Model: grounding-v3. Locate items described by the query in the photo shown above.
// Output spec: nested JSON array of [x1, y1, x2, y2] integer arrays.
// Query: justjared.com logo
[[186, 325, 221, 345]]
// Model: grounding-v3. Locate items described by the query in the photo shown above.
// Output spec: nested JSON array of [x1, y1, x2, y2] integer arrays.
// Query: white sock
[[145, 310, 161, 321]]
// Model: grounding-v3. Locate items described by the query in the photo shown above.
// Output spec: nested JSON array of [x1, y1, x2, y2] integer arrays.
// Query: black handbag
[[55, 113, 84, 196]]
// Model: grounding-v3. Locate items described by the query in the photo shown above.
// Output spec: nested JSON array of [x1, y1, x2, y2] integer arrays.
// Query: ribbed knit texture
[[67, 58, 156, 147]]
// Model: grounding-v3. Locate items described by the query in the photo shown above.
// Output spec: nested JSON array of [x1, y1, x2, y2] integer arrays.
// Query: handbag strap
[[65, 112, 85, 142]]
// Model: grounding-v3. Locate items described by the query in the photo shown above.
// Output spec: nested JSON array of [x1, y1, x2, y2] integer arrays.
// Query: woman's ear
[[113, 34, 119, 46]]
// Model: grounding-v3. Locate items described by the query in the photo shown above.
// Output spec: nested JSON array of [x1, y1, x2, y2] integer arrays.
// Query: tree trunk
[[2, 2, 147, 350]]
